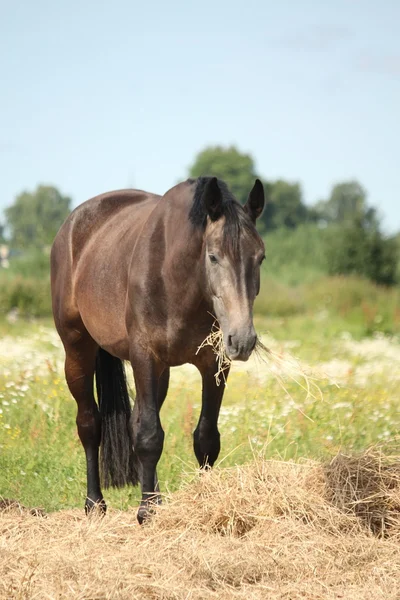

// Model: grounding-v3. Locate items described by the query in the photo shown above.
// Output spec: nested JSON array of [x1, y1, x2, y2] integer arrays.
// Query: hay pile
[[2, 450, 400, 599]]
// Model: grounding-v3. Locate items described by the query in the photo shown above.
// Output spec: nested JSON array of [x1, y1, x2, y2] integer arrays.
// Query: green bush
[[7, 250, 50, 279], [0, 233, 398, 335], [255, 275, 400, 337], [263, 222, 398, 287], [304, 276, 400, 336], [0, 275, 52, 317], [263, 224, 328, 285], [325, 221, 398, 286]]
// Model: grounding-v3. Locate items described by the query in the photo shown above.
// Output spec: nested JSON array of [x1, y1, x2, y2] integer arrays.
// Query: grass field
[[1, 288, 400, 599], [1, 309, 399, 513]]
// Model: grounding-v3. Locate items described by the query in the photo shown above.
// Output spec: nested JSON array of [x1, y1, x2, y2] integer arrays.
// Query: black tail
[[95, 348, 139, 489]]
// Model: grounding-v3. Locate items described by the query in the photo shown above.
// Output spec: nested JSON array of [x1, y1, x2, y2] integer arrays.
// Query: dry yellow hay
[[2, 450, 400, 599], [196, 321, 231, 385], [197, 322, 323, 411]]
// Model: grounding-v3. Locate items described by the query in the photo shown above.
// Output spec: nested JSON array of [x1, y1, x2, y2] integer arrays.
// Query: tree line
[[189, 147, 398, 286], [1, 145, 398, 285]]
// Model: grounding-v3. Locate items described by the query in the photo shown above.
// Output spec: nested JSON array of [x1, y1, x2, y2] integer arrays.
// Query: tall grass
[[263, 224, 328, 285], [1, 234, 399, 337], [0, 276, 51, 316], [0, 251, 52, 317], [255, 275, 400, 337], [1, 315, 400, 511], [5, 250, 50, 279]]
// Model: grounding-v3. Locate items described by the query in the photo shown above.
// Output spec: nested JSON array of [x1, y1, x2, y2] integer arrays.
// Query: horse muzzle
[[225, 327, 257, 362]]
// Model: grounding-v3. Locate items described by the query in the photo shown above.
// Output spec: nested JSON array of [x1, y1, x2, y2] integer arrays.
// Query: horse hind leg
[[64, 332, 105, 514]]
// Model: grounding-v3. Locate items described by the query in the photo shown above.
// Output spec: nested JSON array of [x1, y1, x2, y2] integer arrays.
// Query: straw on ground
[[2, 449, 400, 599]]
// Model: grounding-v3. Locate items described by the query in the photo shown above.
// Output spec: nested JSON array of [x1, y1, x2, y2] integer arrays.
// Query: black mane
[[188, 177, 255, 257]]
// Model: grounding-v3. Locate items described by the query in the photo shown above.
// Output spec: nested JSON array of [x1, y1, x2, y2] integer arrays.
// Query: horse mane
[[188, 177, 255, 257]]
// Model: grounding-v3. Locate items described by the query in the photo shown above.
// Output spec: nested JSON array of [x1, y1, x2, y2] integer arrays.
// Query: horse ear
[[202, 177, 223, 221], [244, 179, 265, 222]]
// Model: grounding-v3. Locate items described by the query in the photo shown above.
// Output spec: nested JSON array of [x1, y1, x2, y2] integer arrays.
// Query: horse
[[50, 176, 265, 523]]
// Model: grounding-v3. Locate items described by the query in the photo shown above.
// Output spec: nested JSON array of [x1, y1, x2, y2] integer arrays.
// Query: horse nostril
[[227, 334, 233, 348]]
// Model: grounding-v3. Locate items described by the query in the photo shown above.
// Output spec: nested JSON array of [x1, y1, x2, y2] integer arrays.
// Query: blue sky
[[1, 1, 399, 231]]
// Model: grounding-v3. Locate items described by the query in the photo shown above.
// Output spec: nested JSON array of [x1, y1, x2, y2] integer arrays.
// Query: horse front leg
[[130, 350, 165, 524], [153, 367, 170, 498], [193, 358, 230, 468]]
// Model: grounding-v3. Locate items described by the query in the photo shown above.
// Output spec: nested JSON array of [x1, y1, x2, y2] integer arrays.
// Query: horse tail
[[95, 347, 139, 489]]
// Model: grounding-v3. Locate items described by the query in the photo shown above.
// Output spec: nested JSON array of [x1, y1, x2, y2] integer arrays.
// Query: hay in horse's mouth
[[196, 322, 323, 406], [196, 321, 232, 386], [253, 338, 324, 413]]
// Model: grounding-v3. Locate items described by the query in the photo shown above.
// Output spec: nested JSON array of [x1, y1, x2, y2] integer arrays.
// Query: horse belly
[[73, 237, 132, 359]]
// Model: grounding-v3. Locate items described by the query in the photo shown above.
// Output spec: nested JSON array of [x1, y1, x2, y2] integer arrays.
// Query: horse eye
[[209, 254, 218, 265]]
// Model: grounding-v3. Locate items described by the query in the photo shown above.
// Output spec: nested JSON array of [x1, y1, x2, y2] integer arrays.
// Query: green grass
[[262, 224, 328, 285], [0, 274, 52, 316], [1, 312, 399, 512], [255, 274, 400, 337]]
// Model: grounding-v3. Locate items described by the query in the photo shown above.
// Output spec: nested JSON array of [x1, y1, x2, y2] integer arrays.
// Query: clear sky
[[1, 1, 399, 231]]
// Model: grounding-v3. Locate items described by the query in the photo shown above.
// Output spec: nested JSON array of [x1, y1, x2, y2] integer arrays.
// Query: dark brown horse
[[51, 177, 265, 523]]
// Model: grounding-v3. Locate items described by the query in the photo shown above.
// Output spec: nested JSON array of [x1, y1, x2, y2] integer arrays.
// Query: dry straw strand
[[196, 320, 232, 386], [197, 321, 324, 408]]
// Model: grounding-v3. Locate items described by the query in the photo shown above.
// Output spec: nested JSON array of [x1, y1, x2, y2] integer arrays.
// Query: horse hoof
[[85, 497, 107, 516], [137, 503, 156, 525]]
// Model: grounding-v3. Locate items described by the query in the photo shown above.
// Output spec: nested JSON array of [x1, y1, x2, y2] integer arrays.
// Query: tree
[[315, 181, 370, 225], [264, 180, 310, 230], [5, 185, 72, 249], [188, 145, 259, 205], [317, 180, 398, 285], [188, 145, 312, 231], [325, 217, 398, 286]]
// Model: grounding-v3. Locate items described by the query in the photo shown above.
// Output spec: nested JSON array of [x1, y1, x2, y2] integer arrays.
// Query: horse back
[[61, 189, 161, 263], [51, 189, 161, 343]]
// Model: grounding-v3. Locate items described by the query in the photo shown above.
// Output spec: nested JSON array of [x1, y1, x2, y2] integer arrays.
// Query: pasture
[[1, 307, 400, 598], [1, 314, 399, 511]]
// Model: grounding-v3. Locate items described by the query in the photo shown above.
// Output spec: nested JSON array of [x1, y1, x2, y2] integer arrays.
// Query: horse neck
[[162, 214, 210, 314]]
